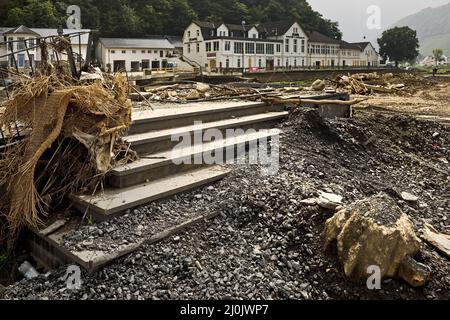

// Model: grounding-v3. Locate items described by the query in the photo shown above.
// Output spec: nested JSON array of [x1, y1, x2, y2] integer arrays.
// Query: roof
[[257, 20, 297, 37], [3, 25, 39, 36], [351, 42, 372, 50], [165, 36, 183, 49], [0, 26, 90, 45], [99, 38, 175, 49], [307, 31, 341, 44], [339, 40, 361, 50]]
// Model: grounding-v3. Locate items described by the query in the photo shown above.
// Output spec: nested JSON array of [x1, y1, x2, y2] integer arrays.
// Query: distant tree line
[[0, 0, 342, 39]]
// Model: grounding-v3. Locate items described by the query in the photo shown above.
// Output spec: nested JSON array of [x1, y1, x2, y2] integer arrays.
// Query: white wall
[[95, 42, 174, 71]]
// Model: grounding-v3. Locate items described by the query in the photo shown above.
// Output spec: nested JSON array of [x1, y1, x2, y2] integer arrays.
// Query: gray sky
[[307, 0, 450, 42]]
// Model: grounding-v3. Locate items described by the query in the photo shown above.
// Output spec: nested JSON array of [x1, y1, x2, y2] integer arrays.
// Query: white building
[[307, 31, 341, 68], [420, 55, 448, 66], [0, 25, 91, 70], [182, 20, 380, 72], [183, 20, 309, 72], [95, 38, 178, 72]]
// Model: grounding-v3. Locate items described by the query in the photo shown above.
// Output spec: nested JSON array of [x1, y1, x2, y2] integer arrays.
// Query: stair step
[[130, 101, 283, 133], [71, 166, 230, 221], [110, 128, 282, 188], [126, 111, 288, 154]]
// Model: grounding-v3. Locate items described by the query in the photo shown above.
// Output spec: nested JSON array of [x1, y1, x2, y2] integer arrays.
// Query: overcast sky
[[307, 0, 450, 42]]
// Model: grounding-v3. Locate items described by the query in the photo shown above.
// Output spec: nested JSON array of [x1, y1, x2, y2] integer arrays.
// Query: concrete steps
[[130, 101, 284, 133], [111, 128, 281, 188], [69, 101, 287, 220], [71, 165, 230, 221], [126, 111, 288, 155]]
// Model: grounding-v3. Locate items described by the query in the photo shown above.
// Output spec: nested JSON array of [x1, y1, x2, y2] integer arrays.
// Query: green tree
[[5, 0, 63, 27], [378, 26, 420, 67], [432, 48, 444, 66]]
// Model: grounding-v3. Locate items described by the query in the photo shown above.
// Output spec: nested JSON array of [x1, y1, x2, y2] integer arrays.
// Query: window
[[141, 50, 145, 54], [234, 42, 243, 54], [301, 40, 305, 53], [276, 44, 281, 53], [256, 43, 264, 54], [293, 39, 298, 53], [196, 43, 200, 52], [213, 41, 219, 51], [245, 42, 254, 54], [7, 37, 13, 51], [196, 30, 200, 37], [224, 41, 231, 51], [111, 50, 116, 54], [277, 58, 280, 66], [285, 39, 289, 53], [237, 58, 241, 68], [154, 50, 158, 54], [226, 58, 229, 68], [206, 42, 212, 52], [187, 44, 191, 53], [188, 31, 191, 38], [294, 59, 297, 67], [148, 50, 151, 53], [28, 38, 35, 47], [252, 34, 257, 39], [132, 50, 136, 54], [160, 50, 164, 57], [266, 43, 274, 55], [17, 37, 25, 50], [122, 50, 126, 54], [258, 58, 262, 68]]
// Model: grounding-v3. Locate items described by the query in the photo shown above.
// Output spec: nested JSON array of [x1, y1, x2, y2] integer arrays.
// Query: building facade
[[183, 20, 380, 72], [0, 25, 91, 70], [95, 38, 179, 72]]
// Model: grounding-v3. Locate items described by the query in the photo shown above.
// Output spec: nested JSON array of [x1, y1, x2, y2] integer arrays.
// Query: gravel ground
[[3, 106, 450, 300]]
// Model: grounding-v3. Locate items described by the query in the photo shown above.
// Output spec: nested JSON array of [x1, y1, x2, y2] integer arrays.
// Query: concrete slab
[[71, 165, 230, 219], [113, 128, 282, 177]]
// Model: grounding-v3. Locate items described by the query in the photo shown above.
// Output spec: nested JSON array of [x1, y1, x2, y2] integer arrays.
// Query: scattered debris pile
[[324, 193, 430, 287], [0, 44, 134, 244], [130, 81, 305, 103], [314, 72, 439, 95]]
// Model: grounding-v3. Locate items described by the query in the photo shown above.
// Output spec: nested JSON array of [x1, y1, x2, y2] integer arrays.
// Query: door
[[151, 61, 160, 69], [130, 61, 140, 72], [266, 59, 274, 71], [142, 60, 150, 70], [209, 59, 216, 71], [113, 60, 126, 72], [18, 54, 25, 68]]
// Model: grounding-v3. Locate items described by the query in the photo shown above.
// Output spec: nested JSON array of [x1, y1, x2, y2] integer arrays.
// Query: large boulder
[[324, 193, 421, 282]]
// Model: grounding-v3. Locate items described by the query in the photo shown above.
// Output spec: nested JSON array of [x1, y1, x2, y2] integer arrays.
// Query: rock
[[318, 192, 343, 210], [401, 192, 419, 202], [300, 198, 318, 206], [186, 90, 201, 100], [398, 256, 430, 287], [422, 224, 450, 258], [196, 83, 210, 93], [312, 79, 326, 91], [324, 193, 421, 282]]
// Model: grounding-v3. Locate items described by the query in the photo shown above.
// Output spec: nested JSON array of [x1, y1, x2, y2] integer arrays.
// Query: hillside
[[392, 2, 450, 56], [0, 0, 342, 39]]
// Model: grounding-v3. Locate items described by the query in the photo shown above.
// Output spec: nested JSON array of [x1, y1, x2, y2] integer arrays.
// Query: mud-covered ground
[[2, 78, 450, 300]]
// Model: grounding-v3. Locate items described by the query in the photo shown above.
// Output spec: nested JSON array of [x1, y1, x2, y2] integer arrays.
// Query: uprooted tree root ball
[[0, 67, 136, 246]]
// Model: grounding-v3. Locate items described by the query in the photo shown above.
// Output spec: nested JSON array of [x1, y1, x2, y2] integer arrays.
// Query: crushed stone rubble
[[3, 105, 450, 300]]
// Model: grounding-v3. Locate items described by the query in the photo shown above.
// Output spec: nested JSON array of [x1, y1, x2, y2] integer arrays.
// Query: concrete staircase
[[71, 101, 287, 221]]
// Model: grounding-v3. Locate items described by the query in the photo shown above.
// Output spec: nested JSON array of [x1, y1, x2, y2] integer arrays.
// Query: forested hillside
[[0, 0, 342, 39], [392, 3, 450, 55]]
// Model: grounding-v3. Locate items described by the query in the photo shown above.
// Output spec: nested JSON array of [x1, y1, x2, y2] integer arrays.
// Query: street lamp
[[242, 20, 246, 74]]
